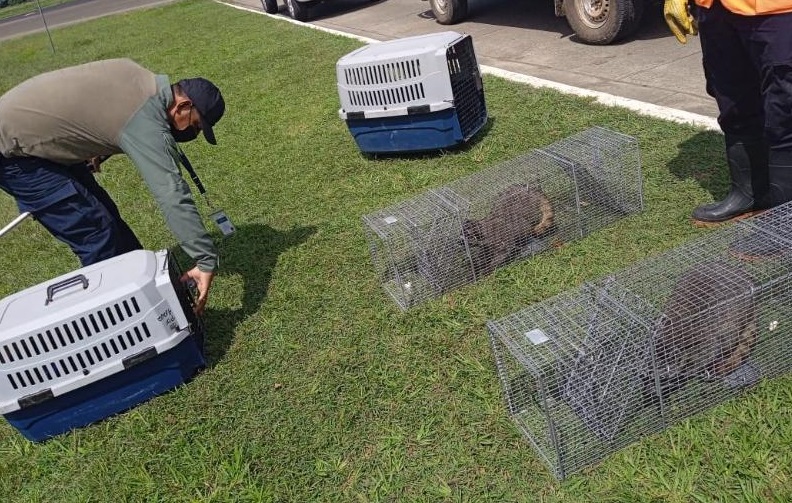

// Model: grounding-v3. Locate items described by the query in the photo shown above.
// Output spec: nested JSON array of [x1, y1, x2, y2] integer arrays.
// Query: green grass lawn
[[1, 1, 791, 501], [0, 0, 73, 21]]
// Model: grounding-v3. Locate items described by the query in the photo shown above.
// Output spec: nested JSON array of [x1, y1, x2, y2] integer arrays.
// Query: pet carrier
[[488, 201, 792, 479], [337, 31, 488, 154], [0, 249, 205, 441], [362, 127, 643, 310]]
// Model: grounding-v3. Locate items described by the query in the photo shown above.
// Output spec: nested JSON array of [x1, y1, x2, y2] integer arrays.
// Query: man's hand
[[664, 0, 698, 44], [180, 266, 215, 316]]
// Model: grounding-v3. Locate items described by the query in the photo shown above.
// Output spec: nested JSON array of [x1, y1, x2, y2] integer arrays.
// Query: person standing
[[663, 0, 792, 225]]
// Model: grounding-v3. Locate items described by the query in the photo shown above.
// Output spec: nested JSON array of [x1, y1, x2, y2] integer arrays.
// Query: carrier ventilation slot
[[347, 83, 426, 108], [344, 59, 422, 86], [5, 322, 152, 390], [0, 296, 142, 365]]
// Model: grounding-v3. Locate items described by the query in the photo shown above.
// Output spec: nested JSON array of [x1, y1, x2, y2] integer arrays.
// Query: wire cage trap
[[362, 126, 643, 310], [0, 249, 205, 441], [488, 201, 792, 479], [336, 31, 488, 154]]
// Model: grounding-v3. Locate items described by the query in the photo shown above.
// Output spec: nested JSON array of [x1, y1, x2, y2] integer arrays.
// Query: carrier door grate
[[446, 37, 486, 139], [168, 254, 199, 331]]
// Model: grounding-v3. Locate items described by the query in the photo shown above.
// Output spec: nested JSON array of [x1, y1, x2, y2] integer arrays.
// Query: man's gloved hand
[[664, 0, 698, 44]]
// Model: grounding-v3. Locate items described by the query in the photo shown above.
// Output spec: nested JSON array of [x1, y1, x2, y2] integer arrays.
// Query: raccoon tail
[[531, 190, 555, 237]]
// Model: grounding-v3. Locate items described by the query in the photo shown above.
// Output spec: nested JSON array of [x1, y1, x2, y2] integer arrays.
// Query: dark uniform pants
[[698, 1, 792, 155], [0, 155, 142, 266]]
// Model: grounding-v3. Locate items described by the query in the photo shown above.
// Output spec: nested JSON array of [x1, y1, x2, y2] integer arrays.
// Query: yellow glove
[[664, 0, 698, 44]]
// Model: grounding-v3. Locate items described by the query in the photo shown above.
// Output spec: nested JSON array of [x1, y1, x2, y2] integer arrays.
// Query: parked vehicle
[[260, 0, 315, 21], [429, 0, 645, 45]]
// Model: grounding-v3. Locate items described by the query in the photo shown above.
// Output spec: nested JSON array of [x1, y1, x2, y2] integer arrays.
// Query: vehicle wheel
[[285, 0, 311, 21], [261, 0, 278, 14], [622, 0, 645, 38], [563, 0, 641, 45], [429, 0, 468, 25]]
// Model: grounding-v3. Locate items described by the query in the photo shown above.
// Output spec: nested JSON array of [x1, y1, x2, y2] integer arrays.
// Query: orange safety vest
[[695, 0, 792, 15]]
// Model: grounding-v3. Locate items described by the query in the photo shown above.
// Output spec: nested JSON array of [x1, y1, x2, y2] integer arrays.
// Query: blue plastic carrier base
[[4, 335, 204, 442], [346, 108, 473, 154]]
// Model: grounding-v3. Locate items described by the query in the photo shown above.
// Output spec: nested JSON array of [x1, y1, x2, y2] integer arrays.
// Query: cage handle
[[45, 274, 89, 305], [0, 212, 32, 239]]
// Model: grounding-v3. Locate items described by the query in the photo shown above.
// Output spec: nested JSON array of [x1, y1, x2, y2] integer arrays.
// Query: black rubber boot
[[766, 150, 792, 207], [729, 150, 792, 260], [692, 138, 768, 226]]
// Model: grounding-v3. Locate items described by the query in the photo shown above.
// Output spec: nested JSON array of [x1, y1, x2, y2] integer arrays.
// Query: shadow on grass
[[201, 222, 316, 366], [666, 130, 729, 199]]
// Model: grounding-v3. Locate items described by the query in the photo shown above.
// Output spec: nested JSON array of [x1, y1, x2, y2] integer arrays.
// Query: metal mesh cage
[[539, 126, 644, 224], [488, 201, 792, 479], [362, 127, 643, 310], [362, 190, 472, 310]]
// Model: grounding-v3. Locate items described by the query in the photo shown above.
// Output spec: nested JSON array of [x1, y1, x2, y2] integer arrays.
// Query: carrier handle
[[45, 274, 89, 305]]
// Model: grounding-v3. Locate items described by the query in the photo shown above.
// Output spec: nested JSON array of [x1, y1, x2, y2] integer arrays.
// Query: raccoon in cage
[[644, 260, 759, 403], [461, 184, 555, 276]]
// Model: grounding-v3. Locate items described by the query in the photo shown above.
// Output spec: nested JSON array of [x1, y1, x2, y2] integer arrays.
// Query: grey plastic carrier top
[[0, 250, 196, 414]]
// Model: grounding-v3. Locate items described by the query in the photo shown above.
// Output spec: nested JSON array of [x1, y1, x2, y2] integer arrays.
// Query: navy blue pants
[[698, 1, 792, 153], [0, 155, 142, 266]]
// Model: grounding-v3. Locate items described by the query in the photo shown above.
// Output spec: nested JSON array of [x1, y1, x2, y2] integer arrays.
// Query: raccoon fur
[[461, 184, 554, 276], [643, 260, 758, 402]]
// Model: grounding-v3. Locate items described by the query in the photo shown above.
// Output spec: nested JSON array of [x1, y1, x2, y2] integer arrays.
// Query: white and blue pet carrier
[[0, 249, 205, 441], [337, 32, 488, 154]]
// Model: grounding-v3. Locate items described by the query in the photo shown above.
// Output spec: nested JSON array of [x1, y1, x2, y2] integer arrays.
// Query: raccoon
[[644, 260, 758, 401], [461, 185, 555, 277]]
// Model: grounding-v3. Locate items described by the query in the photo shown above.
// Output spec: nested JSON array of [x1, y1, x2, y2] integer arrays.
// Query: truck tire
[[285, 0, 311, 21], [430, 0, 469, 25], [261, 0, 278, 13], [621, 0, 645, 38], [563, 0, 644, 45]]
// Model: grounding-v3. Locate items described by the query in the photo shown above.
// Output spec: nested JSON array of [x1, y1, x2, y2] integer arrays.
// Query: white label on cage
[[383, 216, 398, 225], [769, 320, 780, 331], [525, 329, 549, 345]]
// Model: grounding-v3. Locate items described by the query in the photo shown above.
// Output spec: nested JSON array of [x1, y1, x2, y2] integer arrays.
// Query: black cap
[[178, 77, 225, 145]]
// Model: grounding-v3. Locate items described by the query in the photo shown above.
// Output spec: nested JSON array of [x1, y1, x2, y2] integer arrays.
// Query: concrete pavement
[[0, 0, 718, 128], [0, 0, 177, 41], [226, 0, 718, 128]]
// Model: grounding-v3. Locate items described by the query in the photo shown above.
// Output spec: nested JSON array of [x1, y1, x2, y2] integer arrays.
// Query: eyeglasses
[[189, 105, 203, 132]]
